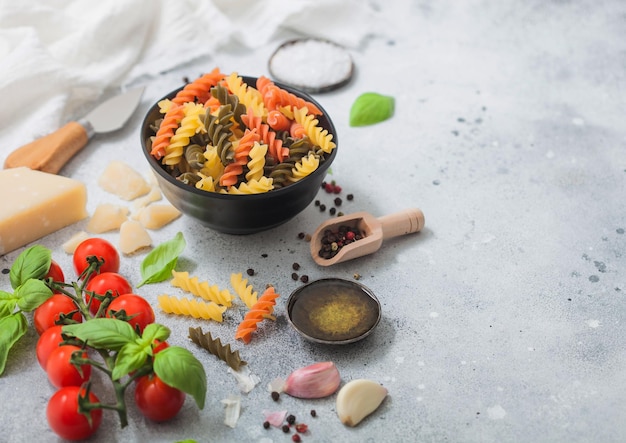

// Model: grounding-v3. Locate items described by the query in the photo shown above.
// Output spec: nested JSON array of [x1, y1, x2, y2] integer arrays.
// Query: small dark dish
[[287, 278, 381, 345], [141, 76, 337, 234], [268, 38, 354, 93]]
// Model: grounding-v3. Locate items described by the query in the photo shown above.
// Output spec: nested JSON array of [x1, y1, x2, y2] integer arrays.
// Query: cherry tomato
[[106, 294, 155, 333], [46, 345, 91, 388], [73, 238, 120, 279], [134, 374, 185, 422], [85, 272, 133, 316], [152, 340, 169, 354], [36, 325, 65, 369], [45, 259, 65, 283], [33, 294, 82, 335], [47, 386, 102, 441]]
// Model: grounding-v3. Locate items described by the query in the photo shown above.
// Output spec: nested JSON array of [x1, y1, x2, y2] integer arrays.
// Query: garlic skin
[[283, 361, 341, 399], [336, 379, 388, 426]]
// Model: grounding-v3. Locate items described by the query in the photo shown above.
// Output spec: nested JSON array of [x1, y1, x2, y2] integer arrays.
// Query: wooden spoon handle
[[3, 122, 89, 174], [378, 208, 425, 240]]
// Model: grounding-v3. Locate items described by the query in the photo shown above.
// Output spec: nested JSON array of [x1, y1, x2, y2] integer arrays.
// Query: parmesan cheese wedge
[[0, 167, 87, 255], [98, 161, 150, 200], [87, 204, 129, 233], [119, 220, 152, 254], [137, 204, 181, 230]]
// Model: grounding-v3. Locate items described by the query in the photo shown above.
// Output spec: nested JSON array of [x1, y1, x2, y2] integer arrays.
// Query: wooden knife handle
[[3, 122, 89, 174]]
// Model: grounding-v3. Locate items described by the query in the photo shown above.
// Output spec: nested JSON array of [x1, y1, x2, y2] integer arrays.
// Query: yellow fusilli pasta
[[290, 152, 320, 181], [226, 72, 267, 118], [171, 270, 234, 306], [158, 294, 226, 322], [245, 142, 268, 182], [230, 273, 257, 308], [224, 177, 274, 195], [293, 106, 336, 154]]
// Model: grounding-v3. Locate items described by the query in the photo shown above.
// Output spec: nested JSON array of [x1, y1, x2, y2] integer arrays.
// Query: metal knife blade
[[3, 87, 145, 174], [79, 87, 145, 135]]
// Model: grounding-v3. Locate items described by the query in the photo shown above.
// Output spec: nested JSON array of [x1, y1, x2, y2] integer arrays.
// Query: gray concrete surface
[[1, 1, 625, 442]]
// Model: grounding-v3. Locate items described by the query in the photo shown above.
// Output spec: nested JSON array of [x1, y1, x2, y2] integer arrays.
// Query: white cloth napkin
[[0, 0, 382, 155]]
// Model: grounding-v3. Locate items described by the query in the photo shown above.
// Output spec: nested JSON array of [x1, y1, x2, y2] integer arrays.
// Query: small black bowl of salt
[[268, 38, 354, 93]]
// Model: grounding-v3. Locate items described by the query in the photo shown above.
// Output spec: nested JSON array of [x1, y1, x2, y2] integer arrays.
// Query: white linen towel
[[0, 0, 381, 156]]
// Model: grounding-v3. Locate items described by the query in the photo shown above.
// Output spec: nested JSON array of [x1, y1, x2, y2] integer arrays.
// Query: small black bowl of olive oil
[[286, 278, 381, 345]]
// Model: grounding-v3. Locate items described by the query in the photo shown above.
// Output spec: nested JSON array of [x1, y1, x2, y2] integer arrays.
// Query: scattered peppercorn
[[298, 232, 305, 239], [310, 409, 317, 417], [337, 212, 344, 217], [300, 275, 309, 283], [292, 262, 300, 271], [314, 200, 320, 206], [334, 197, 342, 206], [286, 414, 296, 425], [292, 434, 302, 442], [246, 268, 255, 276], [1, 268, 9, 274], [271, 391, 280, 401], [263, 421, 270, 429], [295, 423, 308, 433], [262, 253, 268, 258], [291, 272, 299, 281], [282, 425, 290, 433], [304, 234, 311, 242], [319, 204, 326, 212], [347, 193, 354, 201], [329, 207, 336, 215]]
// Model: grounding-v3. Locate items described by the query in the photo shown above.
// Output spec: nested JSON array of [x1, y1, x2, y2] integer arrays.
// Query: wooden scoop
[[310, 208, 425, 266]]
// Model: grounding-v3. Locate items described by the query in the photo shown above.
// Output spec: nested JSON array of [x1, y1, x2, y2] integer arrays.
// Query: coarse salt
[[269, 39, 353, 91]]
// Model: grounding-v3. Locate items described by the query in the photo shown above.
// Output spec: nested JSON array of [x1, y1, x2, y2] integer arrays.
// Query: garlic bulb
[[283, 361, 341, 399], [336, 379, 388, 426]]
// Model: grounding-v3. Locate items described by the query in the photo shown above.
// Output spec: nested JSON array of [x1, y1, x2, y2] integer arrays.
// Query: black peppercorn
[[292, 262, 300, 270], [310, 409, 317, 417], [286, 414, 296, 425], [246, 268, 254, 276], [282, 424, 290, 433], [271, 391, 280, 401], [263, 421, 270, 429]]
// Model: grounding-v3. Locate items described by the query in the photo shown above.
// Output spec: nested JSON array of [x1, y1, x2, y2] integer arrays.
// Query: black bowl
[[140, 76, 338, 234]]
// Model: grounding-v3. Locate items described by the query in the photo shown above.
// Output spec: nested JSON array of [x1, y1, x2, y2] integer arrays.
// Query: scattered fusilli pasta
[[235, 285, 279, 344], [158, 294, 226, 322], [189, 326, 246, 371], [171, 270, 234, 306]]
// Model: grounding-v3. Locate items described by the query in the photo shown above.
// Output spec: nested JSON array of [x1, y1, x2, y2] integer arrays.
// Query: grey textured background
[[1, 1, 625, 442]]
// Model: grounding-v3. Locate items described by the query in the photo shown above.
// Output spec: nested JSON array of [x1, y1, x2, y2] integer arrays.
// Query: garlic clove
[[283, 361, 341, 399], [336, 379, 388, 426]]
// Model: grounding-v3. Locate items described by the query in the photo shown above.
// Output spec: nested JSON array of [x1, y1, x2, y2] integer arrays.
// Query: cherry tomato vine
[[0, 241, 206, 439]]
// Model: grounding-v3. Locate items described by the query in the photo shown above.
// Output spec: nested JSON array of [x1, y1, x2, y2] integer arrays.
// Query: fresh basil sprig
[[137, 232, 186, 287], [349, 92, 395, 127], [0, 245, 54, 375]]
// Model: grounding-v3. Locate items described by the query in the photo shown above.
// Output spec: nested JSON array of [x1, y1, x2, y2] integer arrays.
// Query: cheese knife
[[4, 87, 145, 174]]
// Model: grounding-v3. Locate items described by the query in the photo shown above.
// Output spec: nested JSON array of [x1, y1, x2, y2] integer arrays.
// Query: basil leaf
[[141, 323, 171, 345], [154, 346, 207, 409], [0, 291, 18, 318], [63, 318, 136, 350], [15, 279, 53, 312], [9, 245, 51, 289], [112, 342, 148, 380], [349, 92, 395, 127], [137, 232, 186, 287], [0, 312, 28, 375]]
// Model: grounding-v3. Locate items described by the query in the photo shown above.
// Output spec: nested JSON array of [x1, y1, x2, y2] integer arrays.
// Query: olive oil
[[288, 279, 380, 343]]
